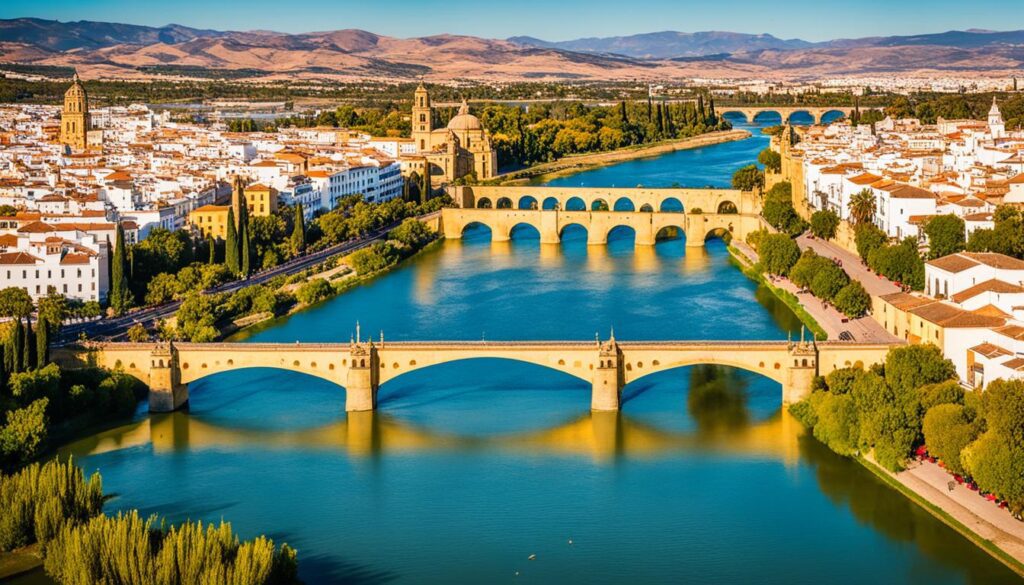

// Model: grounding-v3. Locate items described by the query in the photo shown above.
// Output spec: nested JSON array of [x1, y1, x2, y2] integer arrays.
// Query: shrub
[[0, 399, 49, 470], [833, 281, 871, 318], [0, 458, 103, 551], [296, 279, 335, 305], [127, 323, 149, 342], [389, 218, 435, 248], [348, 242, 400, 275], [744, 228, 768, 252]]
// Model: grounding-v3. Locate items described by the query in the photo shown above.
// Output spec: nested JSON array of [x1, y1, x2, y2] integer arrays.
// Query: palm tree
[[848, 188, 877, 225]]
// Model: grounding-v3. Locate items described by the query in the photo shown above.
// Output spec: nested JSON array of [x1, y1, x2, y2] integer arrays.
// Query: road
[[56, 223, 398, 344]]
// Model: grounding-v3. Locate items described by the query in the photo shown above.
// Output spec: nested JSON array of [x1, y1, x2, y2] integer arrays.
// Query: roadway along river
[[55, 115, 1022, 584]]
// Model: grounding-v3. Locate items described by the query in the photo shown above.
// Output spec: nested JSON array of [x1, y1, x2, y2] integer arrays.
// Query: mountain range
[[1, 18, 1023, 81]]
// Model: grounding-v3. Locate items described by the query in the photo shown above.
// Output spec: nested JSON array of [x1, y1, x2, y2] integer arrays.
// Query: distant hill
[[1, 18, 1023, 81], [508, 31, 813, 59]]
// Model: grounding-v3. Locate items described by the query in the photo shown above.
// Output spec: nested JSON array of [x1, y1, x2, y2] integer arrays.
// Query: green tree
[[833, 281, 871, 318], [109, 225, 133, 314], [127, 323, 149, 342], [389, 218, 435, 248], [225, 208, 239, 275], [239, 202, 252, 277], [295, 279, 335, 305], [758, 233, 801, 276], [36, 293, 67, 335], [0, 398, 48, 469], [34, 315, 48, 369], [848, 189, 877, 226], [758, 148, 782, 172], [731, 164, 764, 192], [809, 262, 850, 301], [810, 209, 840, 240], [290, 204, 306, 255], [145, 273, 182, 305], [884, 344, 956, 394], [922, 403, 980, 475], [0, 287, 33, 319], [923, 214, 966, 259], [854, 223, 888, 262], [868, 238, 925, 290]]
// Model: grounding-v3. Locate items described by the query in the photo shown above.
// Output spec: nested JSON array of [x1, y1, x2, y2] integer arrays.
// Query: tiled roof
[[926, 254, 979, 273], [951, 279, 1024, 303], [969, 342, 1012, 359], [0, 251, 40, 265]]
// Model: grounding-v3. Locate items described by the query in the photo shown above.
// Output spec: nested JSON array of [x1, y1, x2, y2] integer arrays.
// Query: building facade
[[60, 73, 90, 151], [410, 85, 498, 184]]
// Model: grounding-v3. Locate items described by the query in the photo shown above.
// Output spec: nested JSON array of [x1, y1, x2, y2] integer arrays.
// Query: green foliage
[[0, 287, 33, 319], [854, 223, 888, 262], [0, 399, 49, 470], [744, 228, 768, 252], [761, 182, 807, 236], [131, 228, 194, 294], [807, 391, 860, 456], [290, 204, 306, 255], [225, 208, 239, 276], [848, 188, 877, 226], [757, 148, 781, 172], [44, 510, 300, 585], [731, 164, 764, 192], [0, 458, 103, 552], [915, 380, 964, 412], [884, 344, 956, 394], [868, 237, 925, 290], [809, 262, 850, 301], [851, 371, 920, 471], [295, 279, 335, 305], [923, 214, 966, 259], [809, 209, 840, 240], [758, 233, 800, 276], [127, 323, 150, 343], [389, 218, 436, 248], [966, 205, 1024, 259], [348, 242, 401, 275], [833, 281, 871, 318], [109, 225, 133, 315], [145, 273, 182, 305], [923, 404, 980, 475]]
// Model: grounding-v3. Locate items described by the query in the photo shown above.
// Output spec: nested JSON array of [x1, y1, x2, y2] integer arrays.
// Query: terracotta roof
[[0, 234, 17, 247], [926, 254, 980, 273], [1000, 357, 1024, 371], [0, 251, 40, 265], [962, 252, 1024, 270], [880, 292, 937, 311], [993, 324, 1024, 340], [17, 221, 57, 234], [60, 252, 91, 265], [970, 342, 1012, 359], [887, 184, 937, 199], [908, 301, 1006, 328], [951, 279, 1024, 303]]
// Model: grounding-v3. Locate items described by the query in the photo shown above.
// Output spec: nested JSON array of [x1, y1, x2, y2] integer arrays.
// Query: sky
[[2, 0, 1022, 42]]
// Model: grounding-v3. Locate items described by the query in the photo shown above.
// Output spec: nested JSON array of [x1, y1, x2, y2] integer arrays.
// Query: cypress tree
[[664, 104, 674, 137], [291, 204, 306, 255], [646, 96, 652, 122], [35, 316, 48, 369], [207, 234, 216, 264], [23, 318, 34, 372], [2, 333, 13, 376], [0, 345, 6, 391], [655, 104, 664, 137], [709, 96, 717, 124], [110, 224, 132, 314], [698, 94, 706, 123], [618, 101, 629, 124], [12, 319, 24, 374], [225, 208, 239, 275], [239, 201, 251, 276]]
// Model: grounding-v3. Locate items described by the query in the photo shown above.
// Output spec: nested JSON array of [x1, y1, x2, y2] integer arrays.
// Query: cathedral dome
[[447, 99, 481, 131]]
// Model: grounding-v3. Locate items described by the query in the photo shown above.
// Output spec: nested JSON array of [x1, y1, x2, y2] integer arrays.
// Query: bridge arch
[[606, 225, 637, 245], [625, 356, 787, 388], [591, 198, 609, 211], [508, 222, 541, 240], [750, 111, 782, 124], [660, 197, 684, 213], [565, 197, 586, 211], [178, 359, 344, 388], [821, 109, 846, 124], [639, 203, 654, 213], [518, 195, 538, 210], [496, 197, 513, 209], [655, 224, 685, 242], [476, 197, 493, 209], [717, 200, 738, 214], [704, 226, 733, 244], [559, 222, 589, 242], [613, 197, 636, 212], [461, 221, 493, 239], [377, 355, 592, 387], [542, 196, 559, 210]]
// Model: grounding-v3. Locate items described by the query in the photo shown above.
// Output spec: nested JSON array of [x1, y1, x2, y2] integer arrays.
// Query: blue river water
[[52, 115, 1022, 584]]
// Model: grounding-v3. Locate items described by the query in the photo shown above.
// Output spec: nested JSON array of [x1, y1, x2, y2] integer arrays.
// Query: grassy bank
[[856, 455, 1024, 578], [728, 244, 828, 340], [495, 130, 751, 185]]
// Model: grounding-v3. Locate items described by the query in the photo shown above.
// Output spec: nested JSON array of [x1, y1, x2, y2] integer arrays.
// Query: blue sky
[[2, 0, 1022, 42]]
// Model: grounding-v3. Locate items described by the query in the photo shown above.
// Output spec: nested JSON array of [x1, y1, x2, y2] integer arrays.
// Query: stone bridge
[[715, 106, 884, 125], [440, 207, 764, 246], [447, 185, 759, 215], [54, 338, 895, 414]]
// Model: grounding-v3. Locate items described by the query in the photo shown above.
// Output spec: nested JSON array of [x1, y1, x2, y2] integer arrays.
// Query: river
[[38, 114, 1023, 584]]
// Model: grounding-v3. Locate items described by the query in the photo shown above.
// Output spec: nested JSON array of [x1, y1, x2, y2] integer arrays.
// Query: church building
[[60, 72, 90, 151], [410, 84, 498, 184]]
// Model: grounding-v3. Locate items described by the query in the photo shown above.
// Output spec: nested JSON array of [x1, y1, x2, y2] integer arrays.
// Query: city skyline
[[3, 0, 1023, 42]]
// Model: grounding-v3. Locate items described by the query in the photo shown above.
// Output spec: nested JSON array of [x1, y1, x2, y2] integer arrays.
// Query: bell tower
[[412, 83, 432, 152], [60, 71, 90, 151]]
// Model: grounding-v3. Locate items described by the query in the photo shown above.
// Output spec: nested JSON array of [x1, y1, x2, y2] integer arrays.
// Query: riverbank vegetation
[[0, 459, 299, 584], [791, 344, 1024, 517]]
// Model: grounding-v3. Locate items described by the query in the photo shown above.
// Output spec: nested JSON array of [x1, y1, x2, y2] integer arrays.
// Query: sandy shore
[[496, 129, 752, 185]]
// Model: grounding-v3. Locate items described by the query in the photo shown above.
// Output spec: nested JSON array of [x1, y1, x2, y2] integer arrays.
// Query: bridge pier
[[540, 212, 560, 244], [592, 338, 624, 411], [148, 344, 188, 413], [346, 342, 380, 412], [635, 223, 656, 246], [783, 342, 818, 404]]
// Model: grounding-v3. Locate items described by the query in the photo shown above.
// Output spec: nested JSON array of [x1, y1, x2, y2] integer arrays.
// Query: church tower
[[60, 72, 90, 151], [989, 97, 1006, 140], [412, 83, 432, 152]]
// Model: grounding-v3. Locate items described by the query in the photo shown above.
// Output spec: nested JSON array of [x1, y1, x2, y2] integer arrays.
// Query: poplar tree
[[225, 208, 239, 275], [290, 203, 305, 255], [35, 315, 49, 369], [110, 224, 132, 314]]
